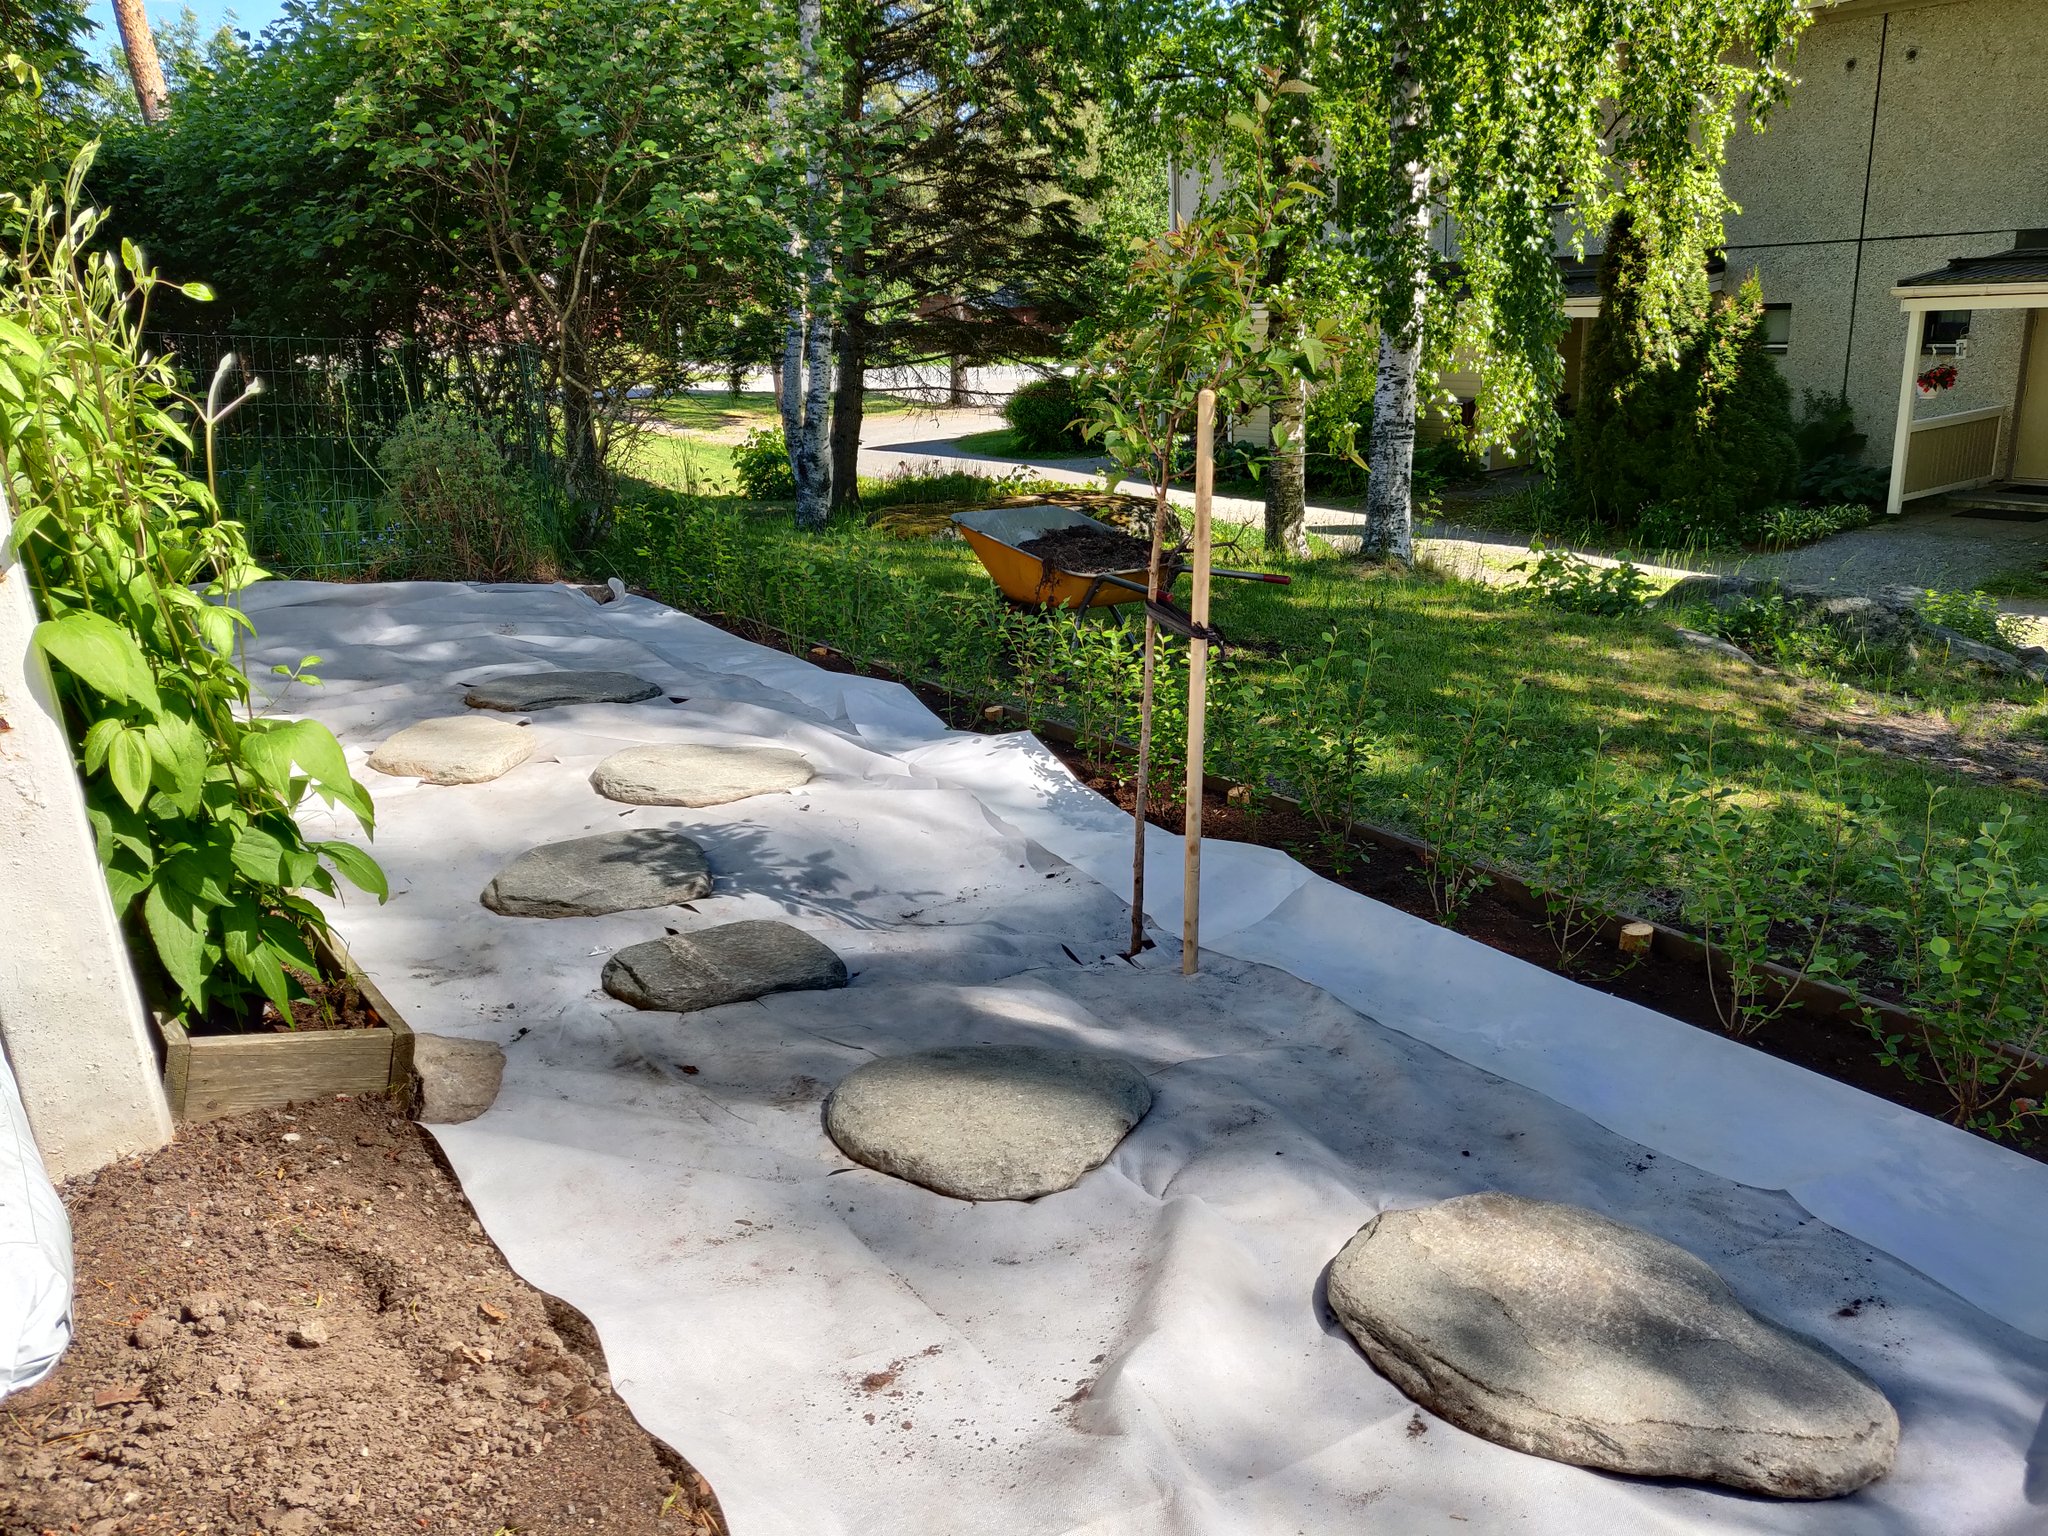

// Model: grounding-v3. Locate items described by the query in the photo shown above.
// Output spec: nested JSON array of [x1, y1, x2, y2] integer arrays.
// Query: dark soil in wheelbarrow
[[0, 1095, 727, 1536], [1015, 525, 1156, 575]]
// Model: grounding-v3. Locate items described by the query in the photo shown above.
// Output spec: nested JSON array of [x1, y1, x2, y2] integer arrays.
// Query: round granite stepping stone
[[464, 670, 664, 712], [367, 716, 534, 785], [824, 1046, 1153, 1202], [601, 920, 847, 1013], [481, 829, 713, 917], [1325, 1193, 1899, 1498], [590, 743, 814, 807]]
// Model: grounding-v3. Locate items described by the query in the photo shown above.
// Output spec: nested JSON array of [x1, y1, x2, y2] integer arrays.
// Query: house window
[[1922, 310, 1972, 355], [1761, 304, 1792, 354]]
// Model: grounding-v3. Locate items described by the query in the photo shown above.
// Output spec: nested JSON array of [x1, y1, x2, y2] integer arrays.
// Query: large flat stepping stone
[[367, 716, 533, 784], [1325, 1193, 1898, 1498], [602, 920, 847, 1013], [481, 829, 713, 917], [824, 1046, 1152, 1202], [464, 670, 663, 712], [590, 743, 814, 807]]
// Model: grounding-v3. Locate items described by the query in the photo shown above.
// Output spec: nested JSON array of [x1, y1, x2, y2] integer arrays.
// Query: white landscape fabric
[[0, 1033, 71, 1398], [241, 580, 2048, 1535]]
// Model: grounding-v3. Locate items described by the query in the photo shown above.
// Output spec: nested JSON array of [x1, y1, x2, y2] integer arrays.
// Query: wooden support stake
[[1183, 388, 1216, 976]]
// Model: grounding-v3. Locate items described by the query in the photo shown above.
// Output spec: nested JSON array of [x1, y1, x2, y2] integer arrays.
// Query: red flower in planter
[[1916, 363, 1959, 392]]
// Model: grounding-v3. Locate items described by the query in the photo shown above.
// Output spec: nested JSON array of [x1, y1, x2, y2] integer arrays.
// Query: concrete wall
[[0, 510, 173, 1179], [1722, 0, 2048, 466]]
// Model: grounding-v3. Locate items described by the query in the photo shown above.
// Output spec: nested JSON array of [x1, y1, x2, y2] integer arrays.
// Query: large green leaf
[[143, 884, 210, 1008], [315, 839, 390, 901], [107, 727, 151, 812], [33, 612, 160, 711]]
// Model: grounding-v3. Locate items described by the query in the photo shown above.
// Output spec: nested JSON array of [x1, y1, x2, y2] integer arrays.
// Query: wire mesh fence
[[151, 333, 562, 578]]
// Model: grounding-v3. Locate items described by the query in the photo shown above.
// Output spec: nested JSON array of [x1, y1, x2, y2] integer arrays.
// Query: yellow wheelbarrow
[[952, 503, 1289, 613]]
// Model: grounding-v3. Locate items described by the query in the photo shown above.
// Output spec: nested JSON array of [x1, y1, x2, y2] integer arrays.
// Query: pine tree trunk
[[1265, 375, 1308, 556], [829, 316, 865, 516], [948, 357, 970, 406], [1360, 43, 1431, 568], [111, 0, 168, 123]]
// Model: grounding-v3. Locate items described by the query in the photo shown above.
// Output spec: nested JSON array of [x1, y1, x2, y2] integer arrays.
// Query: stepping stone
[[590, 743, 814, 807], [367, 716, 533, 784], [463, 670, 664, 712], [824, 1046, 1152, 1202], [412, 1034, 505, 1125], [1325, 1193, 1899, 1498], [481, 829, 713, 918], [602, 920, 847, 1013]]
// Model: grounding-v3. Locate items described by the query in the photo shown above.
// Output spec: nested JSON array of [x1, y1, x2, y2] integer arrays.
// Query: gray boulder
[[824, 1046, 1153, 1201], [464, 670, 664, 711], [367, 716, 534, 784], [602, 920, 847, 1013], [481, 829, 713, 917], [411, 1034, 505, 1125], [1326, 1193, 1898, 1498], [1918, 623, 2026, 675], [590, 743, 815, 807]]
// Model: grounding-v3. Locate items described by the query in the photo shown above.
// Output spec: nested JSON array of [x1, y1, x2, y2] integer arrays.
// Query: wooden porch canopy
[[1887, 250, 2048, 515]]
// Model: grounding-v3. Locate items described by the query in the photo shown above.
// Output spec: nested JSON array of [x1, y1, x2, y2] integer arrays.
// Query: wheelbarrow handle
[[1164, 563, 1292, 586]]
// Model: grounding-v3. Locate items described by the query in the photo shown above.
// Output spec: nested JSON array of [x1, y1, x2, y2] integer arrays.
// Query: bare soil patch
[[1, 1095, 726, 1536], [1014, 525, 1155, 576]]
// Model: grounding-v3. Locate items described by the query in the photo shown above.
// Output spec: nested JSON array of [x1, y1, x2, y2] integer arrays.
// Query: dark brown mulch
[[1014, 525, 1156, 576], [0, 1095, 727, 1536]]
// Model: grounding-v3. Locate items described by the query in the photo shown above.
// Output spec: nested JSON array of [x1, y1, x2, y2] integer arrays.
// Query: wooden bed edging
[[160, 929, 416, 1123]]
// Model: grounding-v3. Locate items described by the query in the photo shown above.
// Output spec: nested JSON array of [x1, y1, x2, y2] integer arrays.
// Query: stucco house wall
[[1722, 0, 2048, 469]]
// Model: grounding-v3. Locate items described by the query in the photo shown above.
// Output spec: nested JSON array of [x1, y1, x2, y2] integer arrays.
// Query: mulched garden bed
[[1, 1095, 727, 1536], [693, 604, 2045, 1167]]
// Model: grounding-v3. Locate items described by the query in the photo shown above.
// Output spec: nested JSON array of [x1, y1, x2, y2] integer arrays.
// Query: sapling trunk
[[1128, 473, 1171, 957]]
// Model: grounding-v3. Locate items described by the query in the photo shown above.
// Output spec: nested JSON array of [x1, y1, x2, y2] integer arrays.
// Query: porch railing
[[1902, 405, 2004, 501]]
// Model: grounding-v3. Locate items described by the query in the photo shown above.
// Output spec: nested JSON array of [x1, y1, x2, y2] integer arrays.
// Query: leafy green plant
[[1406, 682, 1522, 925], [734, 426, 797, 500], [1751, 501, 1875, 549], [1864, 797, 2048, 1136], [1668, 742, 1870, 1034], [1513, 543, 1653, 616], [377, 404, 549, 581], [1914, 587, 2026, 650], [1525, 735, 1666, 968], [1229, 624, 1386, 863], [1002, 376, 1091, 453], [2, 156, 385, 1027]]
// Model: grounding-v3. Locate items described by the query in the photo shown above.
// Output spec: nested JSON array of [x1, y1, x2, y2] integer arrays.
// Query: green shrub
[[1002, 376, 1090, 452], [1569, 213, 1798, 540], [1514, 544, 1654, 616], [1914, 588, 2026, 649], [4, 160, 385, 1029], [1751, 501, 1877, 549], [734, 425, 797, 499], [377, 405, 548, 580]]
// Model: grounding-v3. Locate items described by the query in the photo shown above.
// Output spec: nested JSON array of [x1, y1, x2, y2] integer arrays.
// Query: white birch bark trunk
[[1360, 47, 1430, 567], [775, 0, 833, 528]]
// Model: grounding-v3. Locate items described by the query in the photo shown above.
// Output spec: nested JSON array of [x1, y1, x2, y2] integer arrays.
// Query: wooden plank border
[[157, 928, 415, 1122]]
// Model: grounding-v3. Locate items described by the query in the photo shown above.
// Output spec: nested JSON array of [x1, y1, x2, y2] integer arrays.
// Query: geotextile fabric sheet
[[241, 580, 2048, 1535], [0, 1039, 71, 1398]]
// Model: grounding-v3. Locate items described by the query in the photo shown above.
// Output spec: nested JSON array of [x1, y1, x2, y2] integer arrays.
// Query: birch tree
[[770, 0, 835, 529], [1319, 0, 1810, 565]]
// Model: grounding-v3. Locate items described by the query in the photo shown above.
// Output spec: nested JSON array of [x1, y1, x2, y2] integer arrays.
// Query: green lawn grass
[[641, 389, 919, 438], [951, 425, 1099, 462], [602, 485, 2048, 877]]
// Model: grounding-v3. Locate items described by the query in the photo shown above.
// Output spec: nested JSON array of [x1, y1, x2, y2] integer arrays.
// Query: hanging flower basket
[[1916, 362, 1959, 399]]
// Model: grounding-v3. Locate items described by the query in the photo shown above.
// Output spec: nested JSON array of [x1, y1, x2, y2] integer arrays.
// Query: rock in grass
[[367, 716, 533, 784], [589, 743, 814, 807], [481, 829, 713, 917], [601, 920, 847, 1013], [824, 1046, 1152, 1202], [463, 670, 664, 712], [1325, 1193, 1898, 1498]]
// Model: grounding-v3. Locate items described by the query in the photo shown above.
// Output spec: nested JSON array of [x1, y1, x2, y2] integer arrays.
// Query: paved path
[[852, 407, 2048, 639]]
